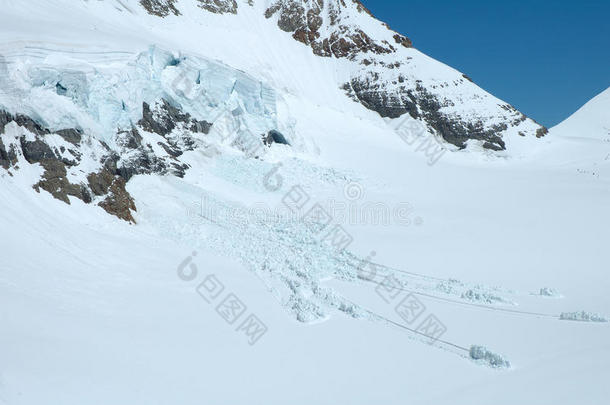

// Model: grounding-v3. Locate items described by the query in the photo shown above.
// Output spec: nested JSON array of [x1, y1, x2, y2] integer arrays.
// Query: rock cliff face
[[343, 78, 521, 150]]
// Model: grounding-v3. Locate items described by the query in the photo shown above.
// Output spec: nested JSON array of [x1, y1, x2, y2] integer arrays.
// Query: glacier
[[0, 45, 281, 150]]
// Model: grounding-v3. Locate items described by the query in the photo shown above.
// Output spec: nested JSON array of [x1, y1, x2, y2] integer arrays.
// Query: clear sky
[[361, 0, 610, 127]]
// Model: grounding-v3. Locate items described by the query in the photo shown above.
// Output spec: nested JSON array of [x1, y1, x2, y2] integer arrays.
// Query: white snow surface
[[551, 86, 610, 140], [1, 1, 609, 404]]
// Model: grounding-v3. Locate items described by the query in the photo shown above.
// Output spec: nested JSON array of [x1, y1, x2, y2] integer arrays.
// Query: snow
[[1, 1, 610, 404], [551, 87, 610, 140]]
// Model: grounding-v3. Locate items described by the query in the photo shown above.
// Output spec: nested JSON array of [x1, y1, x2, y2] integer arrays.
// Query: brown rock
[[33, 159, 91, 204], [98, 177, 137, 223]]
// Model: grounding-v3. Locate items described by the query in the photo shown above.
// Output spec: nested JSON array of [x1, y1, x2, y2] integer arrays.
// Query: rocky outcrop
[[265, 0, 407, 59], [343, 69, 546, 150], [536, 127, 549, 138], [56, 128, 82, 145], [87, 166, 116, 198], [1, 110, 132, 217], [33, 159, 92, 205], [393, 33, 412, 49], [20, 137, 57, 162], [343, 76, 414, 120], [98, 175, 137, 223], [138, 99, 212, 138], [0, 94, 228, 222], [132, 99, 212, 178], [87, 158, 137, 222], [140, 0, 180, 17], [1, 110, 49, 136], [263, 130, 290, 146], [143, 0, 239, 16], [0, 137, 18, 169], [344, 78, 514, 150], [197, 0, 238, 14]]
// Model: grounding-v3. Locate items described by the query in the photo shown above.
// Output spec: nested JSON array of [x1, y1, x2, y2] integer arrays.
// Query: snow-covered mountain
[[0, 0, 549, 222], [1, 1, 609, 404], [551, 87, 610, 140]]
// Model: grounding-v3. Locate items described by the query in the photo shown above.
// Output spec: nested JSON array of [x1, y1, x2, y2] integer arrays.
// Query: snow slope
[[1, 1, 609, 404], [551, 87, 610, 140], [3, 108, 610, 404]]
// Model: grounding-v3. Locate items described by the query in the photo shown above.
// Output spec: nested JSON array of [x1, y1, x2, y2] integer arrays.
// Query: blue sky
[[361, 0, 610, 127]]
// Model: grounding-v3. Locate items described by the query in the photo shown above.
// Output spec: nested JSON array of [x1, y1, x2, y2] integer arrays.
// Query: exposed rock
[[0, 138, 18, 169], [138, 99, 212, 137], [265, 0, 403, 59], [158, 141, 183, 158], [2, 110, 82, 167], [117, 149, 168, 182], [87, 165, 137, 223], [393, 34, 413, 48], [33, 159, 91, 205], [0, 110, 139, 221], [139, 101, 179, 136], [1, 110, 49, 136], [20, 137, 57, 163], [263, 130, 290, 146], [353, 0, 374, 17], [56, 128, 82, 145], [462, 74, 474, 83], [169, 162, 190, 178], [197, 0, 238, 14], [343, 78, 417, 119], [536, 126, 549, 138], [98, 176, 137, 223], [130, 99, 208, 177], [117, 127, 143, 150], [190, 120, 213, 134], [482, 142, 504, 151], [345, 78, 511, 150], [139, 0, 180, 17], [87, 169, 115, 197], [13, 114, 49, 136], [0, 110, 12, 133], [329, 29, 394, 59], [1, 90, 262, 222], [106, 101, 201, 182]]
